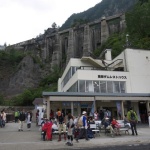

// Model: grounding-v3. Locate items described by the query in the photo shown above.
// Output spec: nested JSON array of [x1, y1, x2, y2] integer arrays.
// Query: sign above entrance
[[98, 75, 127, 79]]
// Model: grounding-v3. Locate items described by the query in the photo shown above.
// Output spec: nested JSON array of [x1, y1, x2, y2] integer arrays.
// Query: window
[[113, 81, 120, 93], [71, 67, 77, 76], [69, 80, 126, 93], [86, 80, 93, 92], [93, 81, 100, 93], [120, 81, 125, 93], [79, 80, 85, 92], [68, 82, 78, 92], [107, 81, 113, 93], [100, 81, 107, 93]]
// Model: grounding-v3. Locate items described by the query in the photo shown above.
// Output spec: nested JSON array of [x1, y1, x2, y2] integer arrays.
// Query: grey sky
[[0, 0, 102, 45]]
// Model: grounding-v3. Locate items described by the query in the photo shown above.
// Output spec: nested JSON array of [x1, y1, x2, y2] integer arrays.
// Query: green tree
[[126, 1, 150, 38]]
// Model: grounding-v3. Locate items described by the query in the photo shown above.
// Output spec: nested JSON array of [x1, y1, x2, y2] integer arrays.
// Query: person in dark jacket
[[18, 109, 26, 131]]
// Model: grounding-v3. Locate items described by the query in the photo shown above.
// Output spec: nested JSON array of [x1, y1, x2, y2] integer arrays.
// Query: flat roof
[[42, 92, 150, 97]]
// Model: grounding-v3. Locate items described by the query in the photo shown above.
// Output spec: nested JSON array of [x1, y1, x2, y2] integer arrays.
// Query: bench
[[90, 124, 100, 137], [117, 120, 130, 134], [99, 120, 130, 137]]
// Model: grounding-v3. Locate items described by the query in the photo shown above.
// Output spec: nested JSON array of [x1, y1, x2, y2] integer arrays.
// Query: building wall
[[125, 49, 150, 93], [59, 49, 150, 94]]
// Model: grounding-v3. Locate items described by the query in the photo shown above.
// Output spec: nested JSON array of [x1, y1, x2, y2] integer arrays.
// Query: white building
[[43, 48, 150, 122]]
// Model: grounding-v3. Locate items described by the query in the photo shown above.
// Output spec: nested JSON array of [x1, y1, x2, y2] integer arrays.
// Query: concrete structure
[[43, 48, 150, 121], [8, 14, 125, 70]]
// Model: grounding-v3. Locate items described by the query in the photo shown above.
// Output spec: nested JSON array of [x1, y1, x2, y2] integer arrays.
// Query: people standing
[[94, 111, 98, 121], [127, 107, 138, 136], [76, 111, 89, 142], [66, 114, 74, 146], [99, 109, 104, 121], [18, 109, 26, 131], [26, 112, 32, 131], [56, 109, 66, 141], [50, 109, 54, 120], [1, 110, 6, 127], [0, 111, 4, 128], [36, 109, 39, 126], [148, 111, 150, 127], [14, 110, 19, 123]]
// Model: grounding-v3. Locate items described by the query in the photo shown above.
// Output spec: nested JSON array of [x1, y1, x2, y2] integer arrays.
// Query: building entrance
[[139, 101, 148, 123]]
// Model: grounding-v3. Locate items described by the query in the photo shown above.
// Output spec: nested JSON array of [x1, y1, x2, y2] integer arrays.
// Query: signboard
[[98, 75, 127, 79]]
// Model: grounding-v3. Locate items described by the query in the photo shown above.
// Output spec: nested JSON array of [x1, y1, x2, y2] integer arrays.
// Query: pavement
[[0, 122, 150, 150]]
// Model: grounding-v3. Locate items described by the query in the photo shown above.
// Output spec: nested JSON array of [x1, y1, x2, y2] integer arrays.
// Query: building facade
[[43, 48, 150, 122]]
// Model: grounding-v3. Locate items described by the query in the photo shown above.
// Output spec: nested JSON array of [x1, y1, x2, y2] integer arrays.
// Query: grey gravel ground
[[0, 122, 149, 150]]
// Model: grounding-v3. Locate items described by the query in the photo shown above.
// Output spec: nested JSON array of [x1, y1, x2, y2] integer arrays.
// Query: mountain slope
[[60, 0, 138, 30]]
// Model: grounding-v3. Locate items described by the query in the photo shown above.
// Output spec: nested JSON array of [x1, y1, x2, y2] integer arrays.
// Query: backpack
[[77, 116, 83, 127], [130, 111, 136, 121]]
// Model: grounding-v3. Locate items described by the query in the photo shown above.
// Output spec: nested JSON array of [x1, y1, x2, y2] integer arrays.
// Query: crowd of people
[[14, 109, 32, 131], [36, 106, 142, 146], [1, 106, 149, 147]]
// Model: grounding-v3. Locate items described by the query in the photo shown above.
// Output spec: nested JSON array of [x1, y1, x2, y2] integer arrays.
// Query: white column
[[47, 100, 50, 120]]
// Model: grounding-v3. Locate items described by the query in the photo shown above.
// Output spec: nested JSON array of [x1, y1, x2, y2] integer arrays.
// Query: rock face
[[0, 56, 50, 98]]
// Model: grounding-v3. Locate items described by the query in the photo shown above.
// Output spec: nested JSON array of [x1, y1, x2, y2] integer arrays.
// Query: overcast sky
[[0, 0, 102, 45]]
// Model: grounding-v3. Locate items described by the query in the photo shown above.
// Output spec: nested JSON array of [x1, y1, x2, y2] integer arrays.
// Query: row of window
[[68, 80, 126, 93], [61, 66, 99, 89], [61, 67, 78, 89]]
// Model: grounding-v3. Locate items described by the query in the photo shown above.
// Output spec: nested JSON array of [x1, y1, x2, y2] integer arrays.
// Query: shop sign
[[98, 75, 127, 79]]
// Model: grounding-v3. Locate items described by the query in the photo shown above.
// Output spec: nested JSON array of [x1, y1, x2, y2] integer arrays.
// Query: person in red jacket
[[111, 117, 121, 136], [42, 119, 53, 141]]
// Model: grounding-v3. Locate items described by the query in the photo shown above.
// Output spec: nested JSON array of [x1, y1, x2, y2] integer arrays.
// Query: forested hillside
[[60, 0, 138, 30]]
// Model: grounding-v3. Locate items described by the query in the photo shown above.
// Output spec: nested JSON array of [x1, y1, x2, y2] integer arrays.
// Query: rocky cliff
[[0, 56, 51, 98]]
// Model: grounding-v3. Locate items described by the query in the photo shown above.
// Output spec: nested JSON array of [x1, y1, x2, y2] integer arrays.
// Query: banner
[[116, 101, 122, 118], [90, 102, 94, 116]]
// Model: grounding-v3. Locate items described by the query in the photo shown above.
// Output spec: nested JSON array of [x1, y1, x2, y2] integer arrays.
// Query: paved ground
[[0, 122, 150, 150]]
